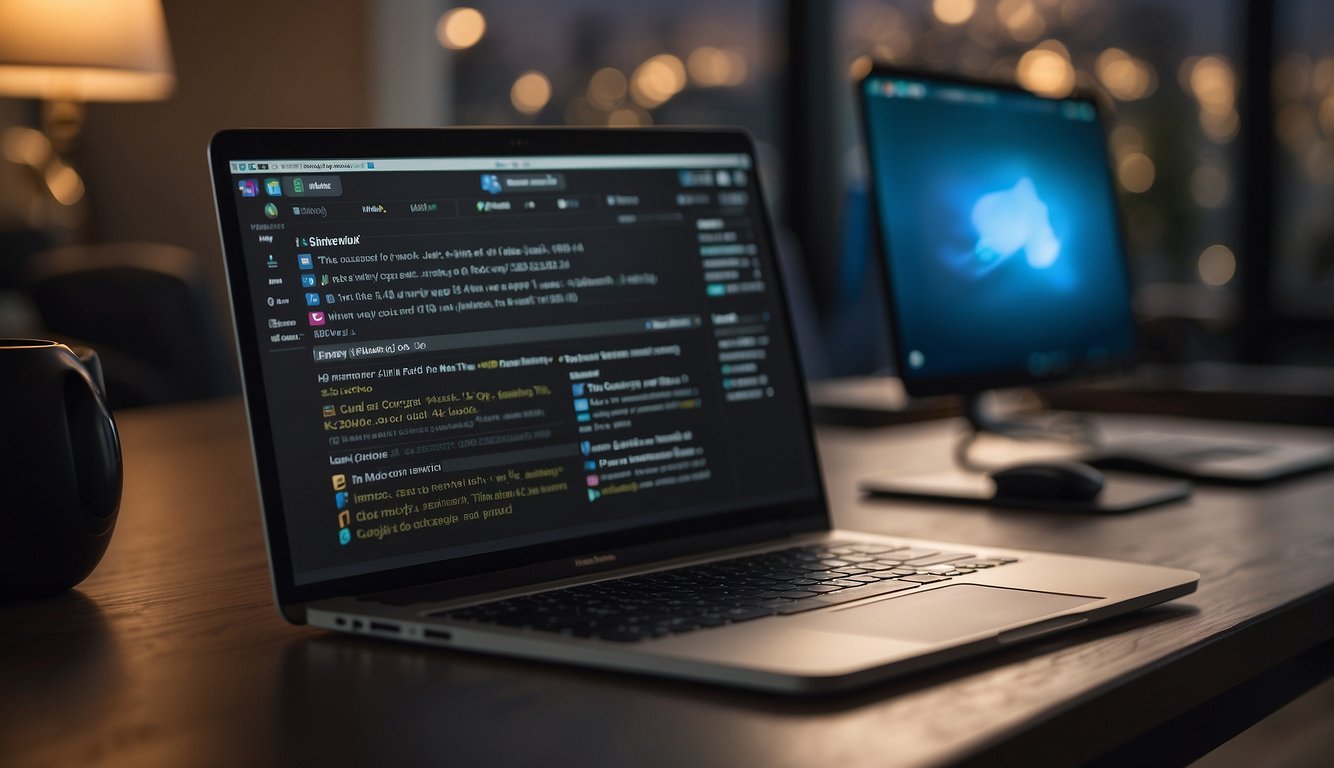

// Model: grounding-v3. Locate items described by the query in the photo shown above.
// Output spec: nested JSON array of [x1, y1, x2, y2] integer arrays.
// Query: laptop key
[[779, 590, 819, 599]]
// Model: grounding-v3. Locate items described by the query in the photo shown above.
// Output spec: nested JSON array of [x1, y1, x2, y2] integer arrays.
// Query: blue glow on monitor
[[863, 75, 1136, 389]]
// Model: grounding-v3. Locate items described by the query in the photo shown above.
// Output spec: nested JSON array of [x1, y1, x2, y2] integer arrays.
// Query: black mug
[[0, 339, 122, 597]]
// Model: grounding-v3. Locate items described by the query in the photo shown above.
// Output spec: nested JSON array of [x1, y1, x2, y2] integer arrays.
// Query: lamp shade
[[0, 0, 175, 101]]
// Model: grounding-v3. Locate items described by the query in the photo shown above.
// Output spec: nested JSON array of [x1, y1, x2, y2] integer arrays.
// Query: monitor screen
[[214, 133, 822, 595], [860, 70, 1138, 396]]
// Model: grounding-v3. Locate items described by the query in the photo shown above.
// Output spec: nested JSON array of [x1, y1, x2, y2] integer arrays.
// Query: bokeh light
[[1117, 152, 1155, 193], [1319, 95, 1334, 139], [933, 0, 977, 26], [510, 71, 551, 115], [687, 47, 748, 87], [608, 105, 652, 127], [1108, 124, 1145, 159], [1096, 48, 1156, 101], [996, 0, 1045, 43], [44, 161, 84, 206], [1314, 57, 1334, 94], [630, 54, 687, 108], [1016, 40, 1075, 98], [1197, 244, 1236, 287], [436, 7, 486, 50], [1190, 56, 1235, 115], [848, 55, 873, 80], [1190, 164, 1230, 209], [587, 67, 627, 110], [1200, 109, 1240, 144], [3, 126, 52, 167]]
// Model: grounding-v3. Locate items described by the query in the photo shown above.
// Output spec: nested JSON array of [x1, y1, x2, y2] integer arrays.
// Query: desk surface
[[3, 399, 1332, 768]]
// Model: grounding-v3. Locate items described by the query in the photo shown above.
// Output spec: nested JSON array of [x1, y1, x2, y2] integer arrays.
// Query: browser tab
[[284, 175, 343, 197], [500, 172, 566, 192]]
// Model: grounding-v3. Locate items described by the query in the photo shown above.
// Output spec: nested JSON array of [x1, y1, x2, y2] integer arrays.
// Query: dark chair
[[23, 243, 237, 408]]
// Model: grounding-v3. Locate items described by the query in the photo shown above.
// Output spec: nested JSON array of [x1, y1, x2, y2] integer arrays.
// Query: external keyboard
[[435, 541, 1017, 642]]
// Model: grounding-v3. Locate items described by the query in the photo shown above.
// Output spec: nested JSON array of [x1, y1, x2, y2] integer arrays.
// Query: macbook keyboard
[[434, 541, 1016, 642]]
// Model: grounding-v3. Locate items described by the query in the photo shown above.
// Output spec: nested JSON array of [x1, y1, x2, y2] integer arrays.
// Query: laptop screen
[[213, 131, 822, 596], [860, 71, 1138, 396]]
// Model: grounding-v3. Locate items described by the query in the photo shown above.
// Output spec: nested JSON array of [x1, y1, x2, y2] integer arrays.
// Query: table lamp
[[0, 0, 175, 157]]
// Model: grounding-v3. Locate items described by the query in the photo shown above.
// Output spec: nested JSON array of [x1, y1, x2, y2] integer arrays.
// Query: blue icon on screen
[[573, 398, 589, 412], [297, 253, 314, 270], [305, 292, 320, 306], [480, 174, 502, 195], [339, 528, 351, 546], [301, 274, 316, 288], [970, 177, 1060, 273], [335, 491, 348, 509], [571, 382, 585, 396]]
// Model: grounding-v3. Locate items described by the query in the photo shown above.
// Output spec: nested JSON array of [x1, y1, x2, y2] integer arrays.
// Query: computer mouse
[[989, 460, 1106, 501]]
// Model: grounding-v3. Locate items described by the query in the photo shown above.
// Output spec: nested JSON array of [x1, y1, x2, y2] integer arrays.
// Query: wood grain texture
[[2, 400, 1331, 768]]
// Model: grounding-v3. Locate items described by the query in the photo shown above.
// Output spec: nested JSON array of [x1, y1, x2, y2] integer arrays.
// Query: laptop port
[[369, 621, 401, 634], [423, 628, 452, 641]]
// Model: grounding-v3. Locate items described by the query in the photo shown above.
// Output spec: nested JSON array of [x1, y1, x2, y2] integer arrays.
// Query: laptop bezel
[[208, 127, 830, 619], [856, 66, 1142, 398]]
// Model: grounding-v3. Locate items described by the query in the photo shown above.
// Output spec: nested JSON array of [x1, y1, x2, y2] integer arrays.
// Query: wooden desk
[[3, 400, 1332, 767]]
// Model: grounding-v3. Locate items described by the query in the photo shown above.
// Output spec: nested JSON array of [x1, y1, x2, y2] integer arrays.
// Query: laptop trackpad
[[794, 585, 1099, 644]]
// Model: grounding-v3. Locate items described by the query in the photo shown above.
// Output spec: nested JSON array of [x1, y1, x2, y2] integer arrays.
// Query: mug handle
[[62, 353, 122, 520]]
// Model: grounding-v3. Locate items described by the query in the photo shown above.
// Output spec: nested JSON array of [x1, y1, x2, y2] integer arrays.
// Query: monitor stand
[[861, 392, 1193, 514]]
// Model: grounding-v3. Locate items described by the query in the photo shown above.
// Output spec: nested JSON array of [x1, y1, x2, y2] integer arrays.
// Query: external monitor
[[858, 68, 1331, 492], [859, 67, 1138, 411]]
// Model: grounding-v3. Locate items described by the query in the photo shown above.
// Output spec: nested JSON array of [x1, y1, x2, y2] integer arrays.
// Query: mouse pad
[[861, 470, 1191, 513], [1086, 433, 1334, 485]]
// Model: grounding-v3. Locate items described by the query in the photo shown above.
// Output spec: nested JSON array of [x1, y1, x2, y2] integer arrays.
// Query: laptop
[[209, 128, 1197, 694], [856, 67, 1334, 486]]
